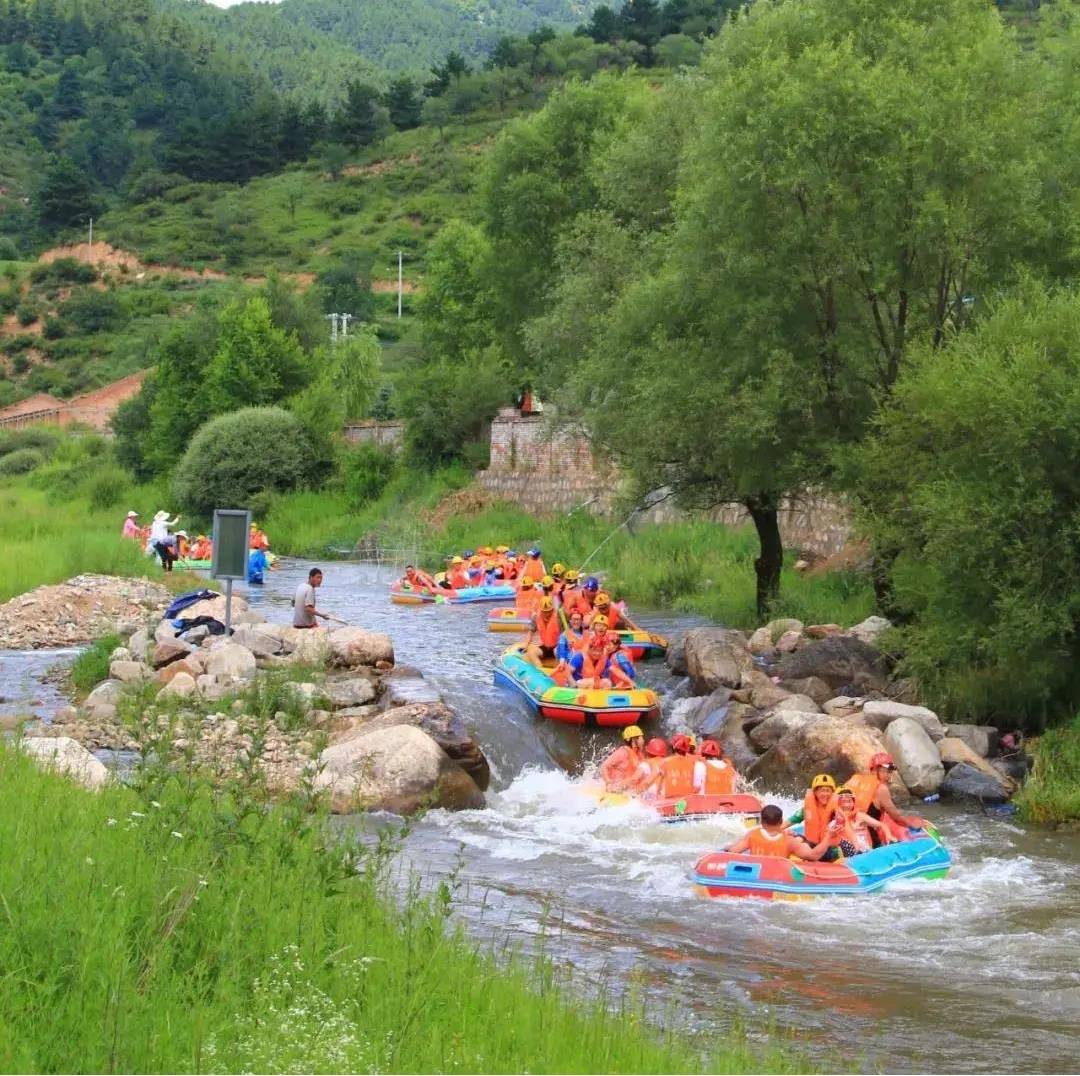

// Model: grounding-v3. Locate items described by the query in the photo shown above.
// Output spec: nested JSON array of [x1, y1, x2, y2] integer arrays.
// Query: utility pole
[[324, 312, 339, 343], [87, 217, 93, 256], [340, 312, 353, 339], [397, 250, 403, 319]]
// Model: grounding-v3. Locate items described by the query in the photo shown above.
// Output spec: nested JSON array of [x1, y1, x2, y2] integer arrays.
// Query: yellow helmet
[[520, 579, 533, 589], [496, 545, 509, 554], [451, 555, 464, 565], [479, 546, 493, 556], [836, 786, 855, 798], [592, 615, 609, 629], [595, 591, 611, 607], [541, 574, 555, 588], [539, 596, 554, 612], [622, 725, 644, 741], [552, 562, 566, 575], [564, 569, 580, 582], [811, 773, 837, 791]]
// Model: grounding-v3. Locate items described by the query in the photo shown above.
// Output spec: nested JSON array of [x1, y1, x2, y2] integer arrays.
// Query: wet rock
[[109, 660, 151, 684], [683, 627, 753, 695], [710, 701, 763, 774], [862, 701, 945, 742], [328, 626, 395, 668], [748, 715, 896, 794], [665, 632, 688, 676], [383, 675, 442, 708], [884, 718, 944, 797], [775, 636, 889, 693], [938, 737, 1017, 792], [324, 677, 378, 709], [940, 762, 1011, 804], [992, 754, 1030, 782], [206, 643, 256, 681], [152, 640, 194, 669], [945, 724, 999, 758], [749, 709, 818, 752], [159, 672, 197, 699], [22, 736, 108, 790], [314, 724, 485, 815], [846, 616, 893, 646], [779, 676, 833, 707]]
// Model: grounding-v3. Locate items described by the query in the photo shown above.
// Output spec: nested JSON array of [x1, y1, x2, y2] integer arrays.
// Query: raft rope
[[576, 505, 643, 574]]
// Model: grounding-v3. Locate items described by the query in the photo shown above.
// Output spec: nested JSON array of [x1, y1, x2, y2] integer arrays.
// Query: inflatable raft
[[585, 785, 762, 822], [485, 608, 668, 659], [691, 831, 951, 900], [390, 581, 516, 606], [494, 645, 660, 727], [174, 558, 211, 570]]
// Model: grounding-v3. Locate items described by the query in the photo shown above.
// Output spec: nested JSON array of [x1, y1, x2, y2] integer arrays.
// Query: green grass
[[0, 748, 798, 1073], [1014, 717, 1080, 824], [69, 632, 122, 696]]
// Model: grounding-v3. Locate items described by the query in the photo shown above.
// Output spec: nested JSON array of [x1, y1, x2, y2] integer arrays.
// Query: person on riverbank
[[827, 787, 893, 856], [121, 510, 140, 539], [784, 774, 840, 860], [293, 567, 329, 628], [847, 752, 929, 840], [727, 805, 834, 860], [149, 510, 180, 571], [599, 725, 647, 792]]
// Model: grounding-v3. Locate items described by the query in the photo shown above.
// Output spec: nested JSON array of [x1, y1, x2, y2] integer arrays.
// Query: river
[[7, 558, 1080, 1073]]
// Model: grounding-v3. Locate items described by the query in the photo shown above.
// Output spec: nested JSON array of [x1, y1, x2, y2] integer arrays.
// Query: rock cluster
[[671, 617, 1020, 804], [0, 574, 172, 648], [22, 583, 489, 816]]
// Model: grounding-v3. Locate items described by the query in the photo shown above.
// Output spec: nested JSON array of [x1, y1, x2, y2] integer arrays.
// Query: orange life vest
[[600, 745, 643, 790], [702, 759, 736, 796], [747, 826, 790, 858], [571, 593, 595, 618], [802, 789, 837, 844], [595, 605, 621, 630], [449, 567, 470, 589], [522, 559, 546, 583], [515, 589, 540, 617], [846, 772, 881, 815], [658, 754, 698, 798], [534, 611, 561, 649]]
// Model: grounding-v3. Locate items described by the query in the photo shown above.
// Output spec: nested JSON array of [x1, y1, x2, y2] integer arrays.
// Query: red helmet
[[670, 733, 691, 754], [699, 739, 721, 758], [869, 752, 896, 771], [645, 738, 668, 757]]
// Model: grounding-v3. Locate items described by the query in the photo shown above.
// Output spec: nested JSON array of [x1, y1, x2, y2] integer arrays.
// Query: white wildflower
[[170, 831, 183, 839]]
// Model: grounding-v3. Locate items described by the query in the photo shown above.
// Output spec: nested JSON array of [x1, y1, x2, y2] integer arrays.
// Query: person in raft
[[293, 567, 330, 628], [189, 534, 212, 561], [827, 786, 893, 856], [782, 773, 841, 860], [727, 804, 834, 861], [521, 547, 547, 584], [846, 752, 929, 840], [599, 725, 647, 792], [697, 739, 738, 794], [121, 510, 140, 539], [525, 596, 562, 667], [402, 564, 439, 594]]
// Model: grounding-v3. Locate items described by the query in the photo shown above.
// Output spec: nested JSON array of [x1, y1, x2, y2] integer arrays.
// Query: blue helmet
[[507, 549, 517, 557], [527, 547, 541, 557], [463, 549, 475, 558], [584, 576, 600, 591]]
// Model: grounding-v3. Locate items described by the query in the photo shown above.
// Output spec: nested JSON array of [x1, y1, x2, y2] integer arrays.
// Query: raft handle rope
[[576, 505, 643, 574]]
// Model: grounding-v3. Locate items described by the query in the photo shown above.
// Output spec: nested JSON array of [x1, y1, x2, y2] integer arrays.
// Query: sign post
[[211, 508, 251, 633]]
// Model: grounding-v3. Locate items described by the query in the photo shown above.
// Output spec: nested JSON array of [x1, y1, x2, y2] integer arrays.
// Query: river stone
[[937, 737, 1016, 792], [177, 592, 250, 625], [337, 701, 491, 791], [154, 619, 178, 645], [748, 626, 773, 655], [884, 718, 944, 797], [665, 632, 689, 676], [846, 616, 893, 646], [940, 762, 1011, 804], [85, 679, 122, 711], [22, 736, 108, 790], [683, 627, 753, 695], [775, 630, 803, 654], [706, 701, 762, 774], [992, 755, 1030, 782], [744, 670, 792, 710], [314, 724, 485, 814], [945, 724, 998, 758], [127, 628, 150, 661], [383, 676, 442, 708], [324, 677, 378, 709], [805, 624, 842, 639], [159, 672, 197, 699], [675, 689, 732, 738], [109, 646, 132, 663], [862, 701, 945, 742], [206, 643, 257, 681], [749, 709, 818, 752], [775, 636, 889, 693], [290, 630, 332, 666], [231, 625, 285, 658], [196, 674, 228, 702], [109, 660, 151, 684], [159, 658, 198, 685], [769, 694, 820, 715], [778, 676, 833, 707], [329, 626, 395, 668], [748, 715, 903, 795], [152, 639, 194, 670], [765, 618, 804, 643], [823, 696, 862, 718]]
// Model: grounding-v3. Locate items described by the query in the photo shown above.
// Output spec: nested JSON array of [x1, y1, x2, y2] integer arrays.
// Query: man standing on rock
[[293, 568, 329, 629]]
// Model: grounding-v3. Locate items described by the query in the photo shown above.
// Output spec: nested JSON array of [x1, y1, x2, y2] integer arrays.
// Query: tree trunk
[[747, 499, 783, 619]]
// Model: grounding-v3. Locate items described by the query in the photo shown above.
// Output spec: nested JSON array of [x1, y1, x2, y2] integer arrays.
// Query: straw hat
[[153, 510, 169, 522], [126, 510, 138, 518]]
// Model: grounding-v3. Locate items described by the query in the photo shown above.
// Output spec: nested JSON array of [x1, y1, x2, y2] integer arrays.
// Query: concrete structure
[[0, 370, 147, 433], [343, 419, 405, 451]]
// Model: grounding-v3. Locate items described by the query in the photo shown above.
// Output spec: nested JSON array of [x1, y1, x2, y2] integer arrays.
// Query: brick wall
[[477, 411, 852, 556], [343, 420, 405, 451]]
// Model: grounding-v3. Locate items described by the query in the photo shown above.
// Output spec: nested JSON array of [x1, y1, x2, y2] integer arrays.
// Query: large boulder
[[884, 718, 944, 797], [206, 643, 257, 681], [765, 617, 804, 642], [748, 715, 899, 794], [231, 625, 286, 659], [109, 660, 151, 684], [708, 701, 763, 774], [945, 724, 999, 758], [383, 675, 442, 708], [778, 676, 834, 707], [127, 627, 151, 662], [862, 701, 946, 742], [176, 592, 250, 624], [744, 670, 793, 710], [749, 709, 818, 752], [937, 737, 1017, 791], [151, 639, 194, 669], [328, 626, 394, 668], [22, 736, 108, 790], [846, 616, 893, 646], [774, 636, 889, 693], [314, 724, 485, 814], [941, 762, 1011, 804], [324, 676, 378, 709], [775, 630, 803, 654], [665, 633, 688, 676], [84, 679, 122, 716], [683, 627, 753, 695], [770, 694, 820, 715], [747, 626, 774, 655], [159, 672, 197, 699]]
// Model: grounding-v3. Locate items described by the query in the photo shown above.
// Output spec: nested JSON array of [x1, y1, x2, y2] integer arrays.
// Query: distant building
[[0, 370, 147, 433]]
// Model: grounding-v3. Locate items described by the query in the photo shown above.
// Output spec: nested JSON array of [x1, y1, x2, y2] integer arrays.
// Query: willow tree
[[533, 0, 1044, 615]]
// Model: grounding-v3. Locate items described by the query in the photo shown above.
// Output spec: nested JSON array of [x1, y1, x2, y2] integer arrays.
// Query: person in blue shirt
[[248, 547, 269, 585]]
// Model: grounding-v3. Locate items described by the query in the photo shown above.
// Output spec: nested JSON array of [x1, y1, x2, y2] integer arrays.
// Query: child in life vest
[[828, 787, 893, 857], [726, 804, 833, 860]]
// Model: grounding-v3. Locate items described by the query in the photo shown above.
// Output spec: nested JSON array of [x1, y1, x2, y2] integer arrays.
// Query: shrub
[[64, 289, 123, 333], [16, 303, 38, 326], [0, 448, 45, 475], [29, 258, 96, 286], [42, 316, 64, 339], [337, 442, 398, 505], [0, 426, 61, 458], [85, 466, 131, 511], [69, 633, 121, 696], [172, 407, 318, 517]]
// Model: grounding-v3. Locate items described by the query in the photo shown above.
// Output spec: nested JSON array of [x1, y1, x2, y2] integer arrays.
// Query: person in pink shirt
[[121, 511, 140, 539]]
